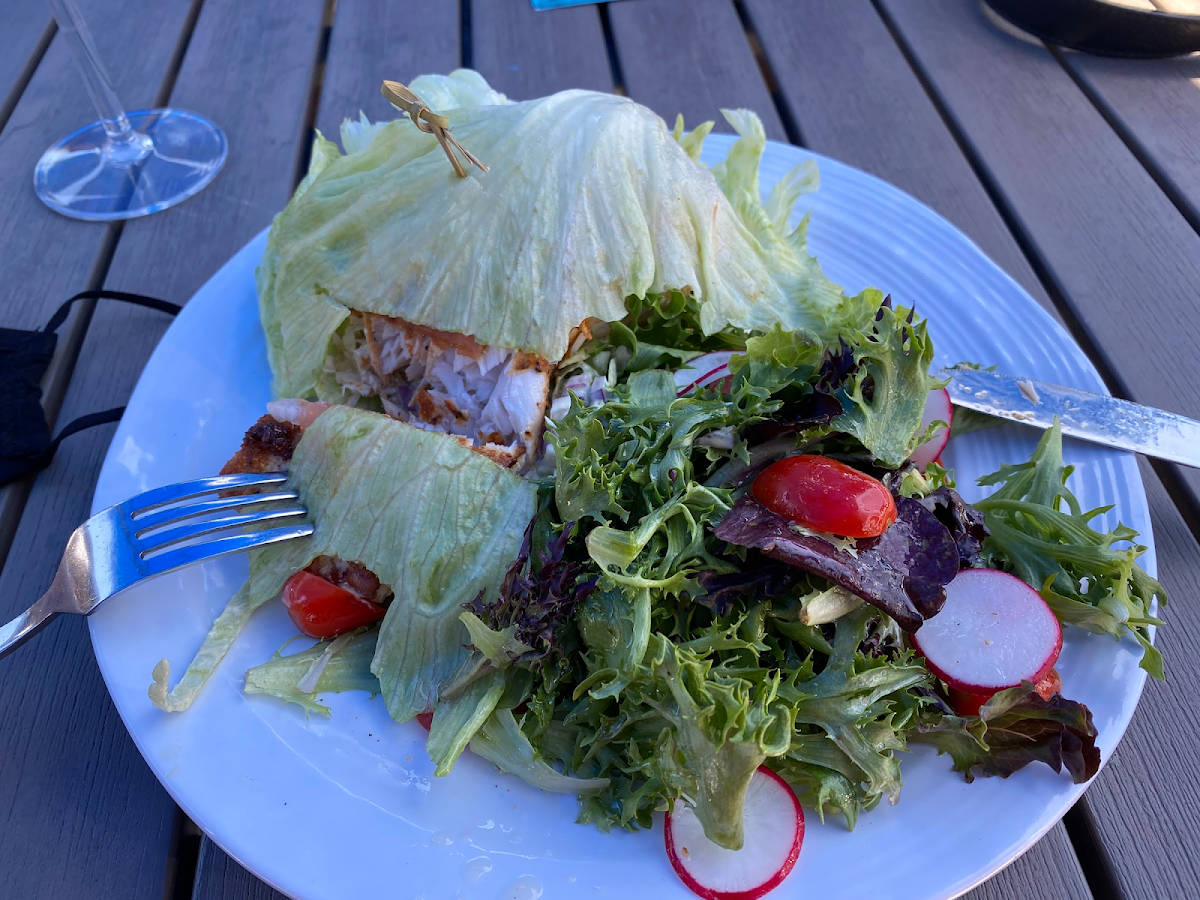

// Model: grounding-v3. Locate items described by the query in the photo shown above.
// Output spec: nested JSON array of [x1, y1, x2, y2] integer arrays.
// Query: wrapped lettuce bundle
[[150, 406, 538, 718], [258, 70, 859, 470]]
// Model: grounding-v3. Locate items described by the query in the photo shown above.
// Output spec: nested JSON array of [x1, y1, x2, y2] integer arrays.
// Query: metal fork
[[0, 473, 312, 660]]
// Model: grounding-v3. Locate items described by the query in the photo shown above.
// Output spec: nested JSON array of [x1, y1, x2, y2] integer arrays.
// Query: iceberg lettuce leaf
[[151, 406, 537, 718], [242, 630, 380, 715], [259, 74, 867, 398]]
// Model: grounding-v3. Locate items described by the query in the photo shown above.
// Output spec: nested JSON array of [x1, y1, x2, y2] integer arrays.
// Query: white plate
[[90, 135, 1153, 900]]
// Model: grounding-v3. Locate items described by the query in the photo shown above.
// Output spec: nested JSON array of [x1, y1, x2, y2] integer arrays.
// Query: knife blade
[[940, 368, 1200, 469]]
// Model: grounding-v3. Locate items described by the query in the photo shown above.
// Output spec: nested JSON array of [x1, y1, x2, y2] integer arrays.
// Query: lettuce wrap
[[150, 406, 537, 717], [257, 70, 858, 404]]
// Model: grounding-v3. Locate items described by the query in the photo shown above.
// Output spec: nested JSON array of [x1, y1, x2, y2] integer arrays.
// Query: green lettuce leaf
[[427, 668, 506, 776], [706, 109, 874, 344], [151, 406, 537, 718], [574, 583, 651, 701], [776, 606, 929, 811], [975, 421, 1166, 679], [632, 634, 792, 850], [242, 630, 380, 715], [470, 708, 610, 794], [831, 303, 938, 468]]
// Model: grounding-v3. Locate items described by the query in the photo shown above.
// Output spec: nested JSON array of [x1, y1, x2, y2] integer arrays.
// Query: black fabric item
[[1, 327, 57, 464], [0, 290, 180, 487], [0, 407, 127, 486], [984, 0, 1200, 59]]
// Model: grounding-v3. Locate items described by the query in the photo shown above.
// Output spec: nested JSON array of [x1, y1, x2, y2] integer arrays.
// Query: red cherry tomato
[[282, 570, 386, 639], [751, 455, 897, 539]]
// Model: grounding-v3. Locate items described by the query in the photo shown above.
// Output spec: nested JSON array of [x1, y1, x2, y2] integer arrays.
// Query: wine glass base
[[34, 108, 228, 221]]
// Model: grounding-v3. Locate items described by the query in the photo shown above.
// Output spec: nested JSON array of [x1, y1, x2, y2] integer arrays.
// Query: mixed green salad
[[147, 70, 1165, 890]]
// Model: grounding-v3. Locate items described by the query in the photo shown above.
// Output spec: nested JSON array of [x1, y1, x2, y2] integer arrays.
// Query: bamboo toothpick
[[381, 80, 488, 178]]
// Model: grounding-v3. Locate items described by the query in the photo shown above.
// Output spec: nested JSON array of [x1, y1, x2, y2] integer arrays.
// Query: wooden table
[[2, 0, 1198, 897]]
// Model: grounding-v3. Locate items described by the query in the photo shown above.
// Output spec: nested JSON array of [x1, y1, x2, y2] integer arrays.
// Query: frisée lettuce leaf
[[975, 421, 1166, 679]]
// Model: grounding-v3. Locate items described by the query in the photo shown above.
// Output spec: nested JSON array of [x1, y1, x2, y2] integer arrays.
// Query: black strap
[[1, 291, 180, 487], [48, 407, 128, 446], [43, 289, 182, 333]]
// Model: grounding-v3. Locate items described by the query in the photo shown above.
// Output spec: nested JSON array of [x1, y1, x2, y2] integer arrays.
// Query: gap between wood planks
[[598, 3, 628, 96], [0, 18, 55, 136], [462, 0, 474, 69], [730, 0, 804, 146], [291, 0, 339, 191]]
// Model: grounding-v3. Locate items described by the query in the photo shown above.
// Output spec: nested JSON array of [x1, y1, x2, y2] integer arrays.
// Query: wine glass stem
[[48, 0, 149, 158]]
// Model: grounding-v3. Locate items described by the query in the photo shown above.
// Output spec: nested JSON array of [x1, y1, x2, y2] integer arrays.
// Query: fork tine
[[138, 506, 308, 554], [133, 491, 300, 533], [124, 473, 289, 516], [141, 523, 315, 577]]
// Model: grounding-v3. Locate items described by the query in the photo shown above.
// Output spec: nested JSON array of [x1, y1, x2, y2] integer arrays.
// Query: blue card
[[531, 0, 624, 9]]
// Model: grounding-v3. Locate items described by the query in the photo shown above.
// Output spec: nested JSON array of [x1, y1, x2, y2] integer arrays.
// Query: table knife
[[939, 368, 1200, 469]]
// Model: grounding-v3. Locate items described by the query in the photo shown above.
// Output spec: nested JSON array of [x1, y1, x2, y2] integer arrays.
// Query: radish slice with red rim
[[912, 568, 1062, 696], [909, 388, 952, 471], [675, 351, 737, 396], [665, 765, 804, 900]]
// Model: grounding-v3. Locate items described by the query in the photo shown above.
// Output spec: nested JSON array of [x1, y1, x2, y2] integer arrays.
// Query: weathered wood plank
[[0, 0, 193, 566], [1056, 50, 1200, 232], [315, 0, 459, 142], [1067, 458, 1200, 900], [963, 822, 1092, 900], [0, 0, 192, 333], [740, 0, 1049, 307], [608, 0, 785, 139], [0, 0, 53, 127], [193, 838, 288, 900], [877, 0, 1200, 517], [0, 0, 325, 897], [472, 0, 612, 99], [0, 1, 200, 897]]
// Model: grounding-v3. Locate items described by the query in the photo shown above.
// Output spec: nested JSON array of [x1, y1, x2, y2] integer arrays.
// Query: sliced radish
[[675, 351, 737, 396], [913, 568, 1062, 702], [665, 766, 803, 900], [909, 388, 952, 471]]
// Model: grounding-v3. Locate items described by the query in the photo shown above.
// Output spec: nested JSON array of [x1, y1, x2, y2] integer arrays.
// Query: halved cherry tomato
[[282, 570, 386, 639], [751, 455, 897, 539]]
